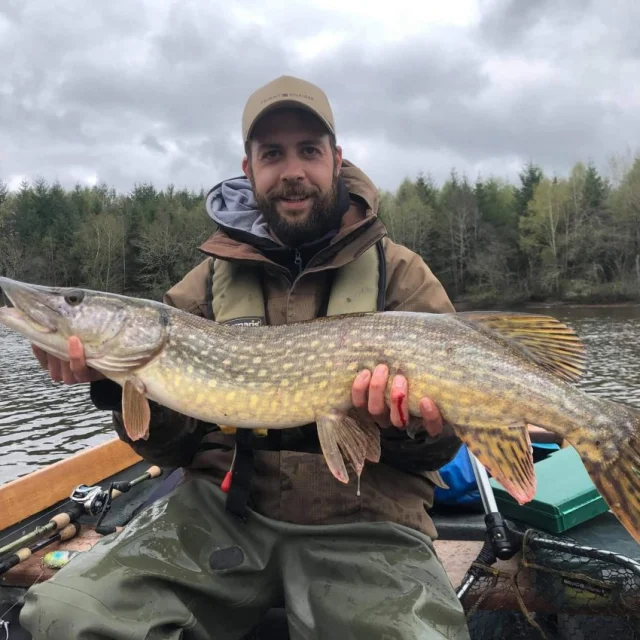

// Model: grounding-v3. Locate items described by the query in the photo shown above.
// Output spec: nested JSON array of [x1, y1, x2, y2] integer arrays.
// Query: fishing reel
[[70, 484, 109, 517], [70, 471, 158, 535]]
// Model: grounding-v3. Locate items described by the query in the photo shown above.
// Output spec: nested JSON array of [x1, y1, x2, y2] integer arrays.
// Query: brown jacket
[[100, 159, 462, 539]]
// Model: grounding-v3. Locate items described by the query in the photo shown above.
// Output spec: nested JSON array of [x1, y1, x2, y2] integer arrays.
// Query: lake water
[[0, 305, 639, 486], [0, 325, 113, 485]]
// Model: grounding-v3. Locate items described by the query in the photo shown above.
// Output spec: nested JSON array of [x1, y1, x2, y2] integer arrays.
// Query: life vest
[[205, 240, 386, 519], [210, 240, 385, 325]]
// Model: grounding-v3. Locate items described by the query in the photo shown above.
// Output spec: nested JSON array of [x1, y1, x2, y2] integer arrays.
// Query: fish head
[[0, 277, 169, 374]]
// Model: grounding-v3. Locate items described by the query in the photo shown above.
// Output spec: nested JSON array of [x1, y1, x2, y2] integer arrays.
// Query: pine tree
[[515, 161, 543, 217]]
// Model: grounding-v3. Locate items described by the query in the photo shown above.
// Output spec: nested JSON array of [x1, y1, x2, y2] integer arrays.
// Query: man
[[20, 76, 470, 639]]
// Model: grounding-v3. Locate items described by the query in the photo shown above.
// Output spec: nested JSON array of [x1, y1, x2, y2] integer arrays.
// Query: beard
[[252, 174, 342, 247]]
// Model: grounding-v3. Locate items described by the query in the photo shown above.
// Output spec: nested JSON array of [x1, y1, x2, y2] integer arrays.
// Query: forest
[[1, 155, 639, 306]]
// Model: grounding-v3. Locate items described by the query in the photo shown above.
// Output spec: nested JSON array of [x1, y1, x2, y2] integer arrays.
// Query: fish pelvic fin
[[316, 409, 381, 484], [219, 425, 237, 435], [457, 422, 536, 505], [570, 418, 640, 545], [457, 311, 587, 383], [217, 425, 268, 437], [122, 378, 150, 441]]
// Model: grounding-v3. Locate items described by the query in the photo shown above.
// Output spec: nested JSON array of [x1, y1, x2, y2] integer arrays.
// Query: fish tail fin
[[571, 411, 640, 545]]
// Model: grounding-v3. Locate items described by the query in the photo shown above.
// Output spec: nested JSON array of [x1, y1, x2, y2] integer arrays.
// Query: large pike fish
[[1, 277, 639, 544]]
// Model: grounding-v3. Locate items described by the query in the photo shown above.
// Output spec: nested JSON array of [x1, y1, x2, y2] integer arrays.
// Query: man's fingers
[[420, 397, 444, 437], [67, 336, 105, 382], [67, 336, 87, 373], [61, 361, 77, 385], [31, 339, 101, 385], [389, 375, 408, 429], [31, 345, 49, 370], [351, 369, 371, 409], [367, 364, 389, 419], [48, 356, 62, 382]]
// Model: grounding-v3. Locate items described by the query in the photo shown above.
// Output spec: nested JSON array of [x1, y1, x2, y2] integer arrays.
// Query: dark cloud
[[1, 0, 639, 194], [141, 134, 167, 154], [477, 0, 572, 50]]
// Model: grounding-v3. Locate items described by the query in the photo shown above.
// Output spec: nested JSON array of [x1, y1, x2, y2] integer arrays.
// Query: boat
[[0, 438, 639, 639]]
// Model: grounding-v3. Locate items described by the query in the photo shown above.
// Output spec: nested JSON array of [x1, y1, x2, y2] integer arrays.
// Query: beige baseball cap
[[242, 75, 335, 143]]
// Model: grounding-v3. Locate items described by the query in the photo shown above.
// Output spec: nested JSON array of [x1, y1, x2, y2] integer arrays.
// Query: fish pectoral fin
[[457, 422, 536, 505], [316, 410, 382, 484], [122, 378, 150, 442], [457, 311, 586, 383]]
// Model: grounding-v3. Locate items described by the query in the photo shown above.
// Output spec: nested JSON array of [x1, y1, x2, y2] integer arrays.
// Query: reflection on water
[[0, 305, 639, 486]]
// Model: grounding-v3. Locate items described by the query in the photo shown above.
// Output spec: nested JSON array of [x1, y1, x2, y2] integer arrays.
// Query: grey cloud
[[477, 0, 573, 50], [141, 134, 167, 154], [1, 0, 639, 194], [0, 0, 26, 23]]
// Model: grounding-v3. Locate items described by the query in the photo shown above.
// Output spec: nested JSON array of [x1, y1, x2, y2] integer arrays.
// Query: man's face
[[242, 108, 344, 247]]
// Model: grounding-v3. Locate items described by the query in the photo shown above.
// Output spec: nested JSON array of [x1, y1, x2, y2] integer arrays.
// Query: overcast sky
[[1, 0, 639, 195]]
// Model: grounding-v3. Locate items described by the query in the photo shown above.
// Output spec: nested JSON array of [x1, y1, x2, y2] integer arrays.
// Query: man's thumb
[[67, 336, 85, 364]]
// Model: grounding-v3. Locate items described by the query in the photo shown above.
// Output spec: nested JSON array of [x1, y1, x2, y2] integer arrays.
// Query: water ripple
[[527, 305, 640, 409], [0, 325, 113, 485]]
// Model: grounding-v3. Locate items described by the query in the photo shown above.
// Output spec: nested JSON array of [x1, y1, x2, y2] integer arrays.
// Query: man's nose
[[280, 154, 305, 181]]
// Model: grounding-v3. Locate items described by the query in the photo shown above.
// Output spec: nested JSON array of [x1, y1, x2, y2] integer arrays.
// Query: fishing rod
[[0, 465, 162, 561], [0, 523, 80, 577], [0, 507, 83, 561], [91, 464, 162, 535]]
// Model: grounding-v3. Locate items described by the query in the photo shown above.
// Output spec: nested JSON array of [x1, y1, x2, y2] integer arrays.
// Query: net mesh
[[458, 527, 640, 640]]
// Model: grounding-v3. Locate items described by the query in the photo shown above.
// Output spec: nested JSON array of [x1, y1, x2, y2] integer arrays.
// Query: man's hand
[[31, 336, 105, 385], [351, 364, 443, 437]]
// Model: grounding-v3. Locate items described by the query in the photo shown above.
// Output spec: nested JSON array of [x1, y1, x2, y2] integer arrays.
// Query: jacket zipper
[[294, 249, 302, 276]]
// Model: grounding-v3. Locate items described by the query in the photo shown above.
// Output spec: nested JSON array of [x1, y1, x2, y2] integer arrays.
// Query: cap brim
[[244, 99, 334, 142]]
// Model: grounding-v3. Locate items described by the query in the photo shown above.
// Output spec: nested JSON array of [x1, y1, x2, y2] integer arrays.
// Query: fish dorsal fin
[[457, 311, 587, 383]]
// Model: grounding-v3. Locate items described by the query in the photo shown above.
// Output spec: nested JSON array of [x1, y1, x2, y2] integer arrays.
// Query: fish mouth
[[0, 306, 55, 333], [0, 278, 59, 334]]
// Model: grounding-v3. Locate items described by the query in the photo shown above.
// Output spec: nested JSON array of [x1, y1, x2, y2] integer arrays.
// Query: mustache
[[268, 184, 318, 200]]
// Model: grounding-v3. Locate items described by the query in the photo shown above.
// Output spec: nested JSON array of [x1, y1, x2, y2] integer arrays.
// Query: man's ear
[[241, 155, 250, 178], [334, 145, 343, 177]]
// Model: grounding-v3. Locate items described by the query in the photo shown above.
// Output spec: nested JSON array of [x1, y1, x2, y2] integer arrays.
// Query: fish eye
[[64, 290, 84, 306]]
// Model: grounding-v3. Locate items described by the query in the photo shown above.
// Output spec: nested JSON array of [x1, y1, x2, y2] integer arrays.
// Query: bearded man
[[21, 76, 470, 640]]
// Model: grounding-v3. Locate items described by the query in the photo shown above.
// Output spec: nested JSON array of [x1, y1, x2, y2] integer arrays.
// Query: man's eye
[[302, 147, 320, 156], [262, 150, 280, 160]]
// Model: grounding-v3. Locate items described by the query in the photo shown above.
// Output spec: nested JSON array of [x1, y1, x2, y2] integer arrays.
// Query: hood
[[205, 175, 276, 247], [204, 175, 350, 251]]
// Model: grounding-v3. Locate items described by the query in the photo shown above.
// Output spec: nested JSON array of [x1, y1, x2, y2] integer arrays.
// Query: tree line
[[1, 155, 640, 306]]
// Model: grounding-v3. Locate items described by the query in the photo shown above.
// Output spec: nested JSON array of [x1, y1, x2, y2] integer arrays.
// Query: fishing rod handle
[[50, 512, 72, 530], [110, 465, 163, 499], [58, 523, 79, 542]]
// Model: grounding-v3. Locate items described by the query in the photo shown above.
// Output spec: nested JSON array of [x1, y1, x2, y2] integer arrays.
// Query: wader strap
[[225, 429, 255, 522], [375, 239, 387, 312]]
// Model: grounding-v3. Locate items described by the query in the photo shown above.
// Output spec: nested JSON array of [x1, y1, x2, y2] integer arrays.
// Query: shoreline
[[452, 297, 640, 311]]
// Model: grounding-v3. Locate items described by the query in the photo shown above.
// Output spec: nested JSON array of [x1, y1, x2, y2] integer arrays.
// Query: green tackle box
[[489, 445, 609, 534]]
